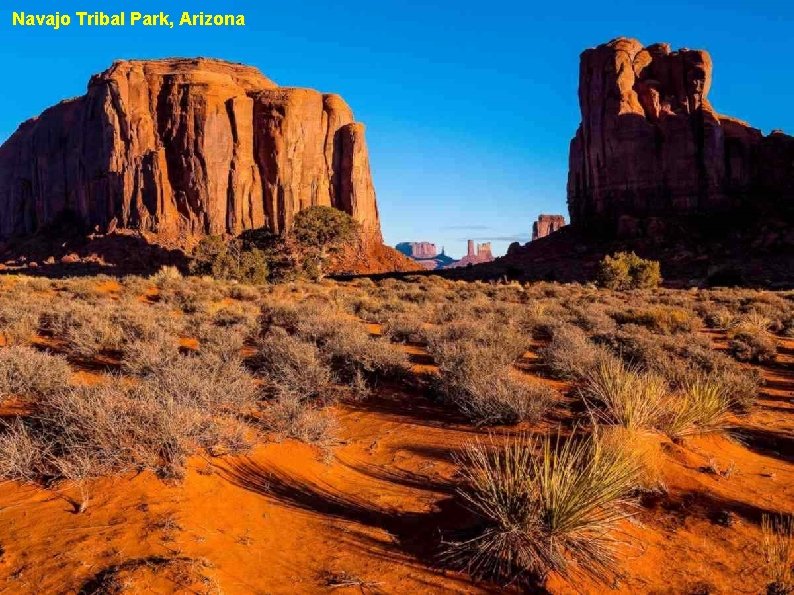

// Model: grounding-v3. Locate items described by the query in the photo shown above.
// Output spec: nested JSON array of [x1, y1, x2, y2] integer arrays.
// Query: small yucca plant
[[448, 432, 639, 585], [663, 378, 732, 438], [763, 514, 794, 595], [581, 358, 668, 430]]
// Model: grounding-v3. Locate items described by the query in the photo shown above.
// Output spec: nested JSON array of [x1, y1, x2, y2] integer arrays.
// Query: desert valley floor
[[0, 273, 791, 594]]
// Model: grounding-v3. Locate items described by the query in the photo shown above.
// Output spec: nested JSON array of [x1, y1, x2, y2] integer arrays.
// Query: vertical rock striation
[[567, 38, 794, 236], [0, 58, 382, 245]]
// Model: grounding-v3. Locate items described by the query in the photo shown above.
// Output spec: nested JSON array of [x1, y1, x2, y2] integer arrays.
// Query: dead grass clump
[[261, 390, 338, 446], [0, 346, 71, 401], [762, 514, 794, 595], [542, 324, 610, 380], [255, 327, 335, 403], [612, 306, 697, 334], [0, 352, 258, 481], [728, 325, 777, 363], [431, 338, 554, 425], [448, 432, 639, 585]]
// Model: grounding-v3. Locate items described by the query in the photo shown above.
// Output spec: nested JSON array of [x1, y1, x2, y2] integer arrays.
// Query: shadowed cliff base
[[340, 220, 794, 289]]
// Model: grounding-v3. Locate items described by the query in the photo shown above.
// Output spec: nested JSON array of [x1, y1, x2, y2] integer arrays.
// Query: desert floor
[[0, 274, 791, 594]]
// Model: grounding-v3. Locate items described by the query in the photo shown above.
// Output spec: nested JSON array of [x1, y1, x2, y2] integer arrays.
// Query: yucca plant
[[581, 358, 668, 430], [763, 514, 794, 595], [448, 432, 640, 585], [663, 378, 732, 438]]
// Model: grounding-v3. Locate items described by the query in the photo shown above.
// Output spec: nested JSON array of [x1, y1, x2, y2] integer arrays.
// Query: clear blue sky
[[1, 1, 792, 258]]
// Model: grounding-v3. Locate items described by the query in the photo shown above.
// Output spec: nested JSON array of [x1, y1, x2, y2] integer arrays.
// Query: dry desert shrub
[[150, 265, 184, 290], [428, 323, 553, 425], [264, 300, 407, 392], [319, 320, 408, 387], [211, 301, 261, 335], [699, 305, 737, 329], [41, 301, 124, 358], [541, 324, 611, 380], [120, 274, 154, 296], [0, 295, 43, 345], [595, 322, 761, 411], [427, 319, 528, 366], [0, 351, 258, 481], [255, 327, 335, 403], [448, 432, 639, 585], [762, 514, 794, 595], [728, 324, 777, 363], [568, 303, 618, 336], [381, 311, 425, 343], [0, 346, 72, 402], [160, 285, 212, 315], [260, 389, 338, 446], [597, 252, 661, 290], [226, 283, 262, 301], [612, 306, 697, 334], [121, 329, 182, 376]]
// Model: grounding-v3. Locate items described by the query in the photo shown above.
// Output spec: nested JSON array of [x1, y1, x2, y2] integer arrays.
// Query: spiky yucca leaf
[[663, 377, 732, 438], [581, 358, 668, 430], [449, 432, 639, 584]]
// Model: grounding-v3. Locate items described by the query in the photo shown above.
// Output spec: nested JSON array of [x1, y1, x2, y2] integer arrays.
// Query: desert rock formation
[[532, 214, 566, 240], [447, 240, 493, 268], [396, 241, 437, 259], [0, 58, 383, 247], [567, 38, 794, 236]]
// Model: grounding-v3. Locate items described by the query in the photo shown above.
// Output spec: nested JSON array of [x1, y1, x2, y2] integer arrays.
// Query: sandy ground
[[0, 290, 791, 594]]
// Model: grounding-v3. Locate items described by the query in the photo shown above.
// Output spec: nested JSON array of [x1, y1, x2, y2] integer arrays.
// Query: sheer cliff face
[[0, 58, 382, 244], [567, 38, 794, 235]]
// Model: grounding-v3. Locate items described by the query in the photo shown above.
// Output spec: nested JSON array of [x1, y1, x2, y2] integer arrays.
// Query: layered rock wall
[[395, 241, 437, 259], [0, 58, 382, 244]]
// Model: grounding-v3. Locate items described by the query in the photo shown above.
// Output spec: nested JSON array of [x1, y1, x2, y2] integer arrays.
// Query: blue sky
[[1, 1, 792, 257]]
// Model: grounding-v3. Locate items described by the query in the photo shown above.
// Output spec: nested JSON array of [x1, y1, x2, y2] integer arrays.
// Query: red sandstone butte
[[567, 38, 794, 236], [0, 58, 385, 250], [532, 214, 566, 240]]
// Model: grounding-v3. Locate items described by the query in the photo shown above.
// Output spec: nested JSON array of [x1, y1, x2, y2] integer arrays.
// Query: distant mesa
[[532, 214, 566, 241], [395, 238, 494, 270], [395, 241, 456, 270], [446, 240, 494, 268], [396, 241, 437, 260]]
